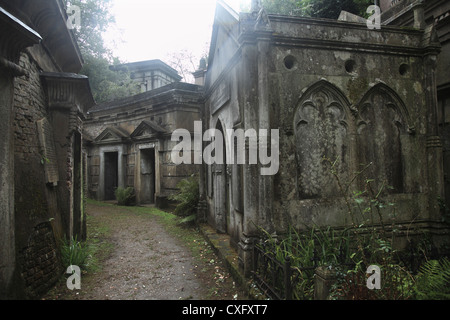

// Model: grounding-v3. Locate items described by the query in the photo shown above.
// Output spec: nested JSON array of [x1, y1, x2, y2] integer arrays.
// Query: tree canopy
[[261, 0, 374, 19], [64, 0, 138, 103]]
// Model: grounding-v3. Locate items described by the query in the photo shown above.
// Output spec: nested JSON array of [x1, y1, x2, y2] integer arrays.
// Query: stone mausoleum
[[83, 61, 203, 206], [199, 0, 450, 275], [1, 0, 449, 299]]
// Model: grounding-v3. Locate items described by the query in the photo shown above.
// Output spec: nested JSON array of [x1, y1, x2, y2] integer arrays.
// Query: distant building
[[84, 60, 202, 207], [110, 59, 182, 93]]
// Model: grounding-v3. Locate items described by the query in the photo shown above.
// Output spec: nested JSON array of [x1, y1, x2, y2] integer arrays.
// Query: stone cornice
[[87, 82, 204, 115], [40, 72, 95, 115], [0, 6, 41, 64], [1, 0, 83, 73]]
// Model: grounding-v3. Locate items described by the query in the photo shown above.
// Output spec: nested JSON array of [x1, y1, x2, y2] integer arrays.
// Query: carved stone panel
[[356, 84, 408, 194], [294, 81, 351, 199], [36, 118, 59, 186]]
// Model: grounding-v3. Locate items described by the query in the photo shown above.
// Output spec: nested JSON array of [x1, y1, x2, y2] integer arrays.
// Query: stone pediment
[[131, 120, 167, 139], [95, 127, 130, 143]]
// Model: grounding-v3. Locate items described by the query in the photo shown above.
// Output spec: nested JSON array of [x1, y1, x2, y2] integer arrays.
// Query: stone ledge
[[198, 224, 250, 297]]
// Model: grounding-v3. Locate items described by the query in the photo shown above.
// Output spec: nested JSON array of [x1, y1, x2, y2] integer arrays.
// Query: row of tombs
[[84, 0, 450, 277], [1, 0, 450, 298]]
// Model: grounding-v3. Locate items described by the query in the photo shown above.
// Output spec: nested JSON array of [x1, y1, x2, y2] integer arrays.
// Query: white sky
[[103, 0, 249, 64]]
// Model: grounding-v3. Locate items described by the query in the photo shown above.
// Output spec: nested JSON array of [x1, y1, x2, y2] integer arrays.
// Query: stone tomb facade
[[0, 0, 94, 299], [110, 59, 183, 93], [84, 80, 203, 207], [3, 0, 449, 299], [201, 1, 449, 276]]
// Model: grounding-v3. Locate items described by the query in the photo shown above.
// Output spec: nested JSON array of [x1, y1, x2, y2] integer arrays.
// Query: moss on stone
[[347, 77, 369, 105]]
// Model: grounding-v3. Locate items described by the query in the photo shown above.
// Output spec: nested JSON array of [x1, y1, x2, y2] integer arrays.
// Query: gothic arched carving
[[294, 80, 352, 199], [356, 83, 411, 194]]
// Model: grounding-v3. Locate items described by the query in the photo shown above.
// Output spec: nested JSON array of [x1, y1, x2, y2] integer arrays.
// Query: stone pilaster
[[238, 234, 256, 278], [40, 72, 94, 240], [423, 52, 445, 223]]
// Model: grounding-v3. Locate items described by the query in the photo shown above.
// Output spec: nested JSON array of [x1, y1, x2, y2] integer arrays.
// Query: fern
[[168, 175, 199, 217], [114, 187, 135, 206], [415, 257, 450, 300]]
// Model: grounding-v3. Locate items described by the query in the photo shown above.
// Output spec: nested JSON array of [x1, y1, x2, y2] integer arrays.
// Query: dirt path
[[44, 201, 244, 300]]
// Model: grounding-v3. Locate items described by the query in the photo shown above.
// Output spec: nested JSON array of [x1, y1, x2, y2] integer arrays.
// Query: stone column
[[314, 266, 337, 300], [0, 65, 17, 299], [238, 33, 260, 277], [237, 11, 275, 276], [0, 7, 41, 299], [197, 117, 208, 223], [256, 13, 274, 235], [40, 73, 94, 240], [237, 8, 275, 277], [413, 0, 426, 30]]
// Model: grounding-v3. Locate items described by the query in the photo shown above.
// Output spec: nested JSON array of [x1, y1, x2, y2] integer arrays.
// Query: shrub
[[168, 175, 199, 217], [115, 187, 135, 206]]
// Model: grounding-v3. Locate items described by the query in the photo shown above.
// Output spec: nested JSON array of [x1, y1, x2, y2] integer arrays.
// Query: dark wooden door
[[104, 152, 118, 200]]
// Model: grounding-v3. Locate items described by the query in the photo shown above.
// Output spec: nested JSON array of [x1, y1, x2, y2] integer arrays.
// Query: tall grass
[[254, 157, 448, 299], [255, 224, 353, 299], [60, 236, 91, 270]]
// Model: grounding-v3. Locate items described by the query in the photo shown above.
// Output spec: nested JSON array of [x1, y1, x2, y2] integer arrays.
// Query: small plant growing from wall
[[114, 187, 136, 206]]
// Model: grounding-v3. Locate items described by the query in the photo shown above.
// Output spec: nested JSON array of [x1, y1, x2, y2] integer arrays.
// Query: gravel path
[[83, 203, 206, 300], [43, 201, 243, 300]]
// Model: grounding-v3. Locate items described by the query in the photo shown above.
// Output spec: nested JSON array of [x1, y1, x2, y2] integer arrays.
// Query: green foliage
[[64, 0, 115, 58], [114, 187, 136, 206], [415, 257, 450, 300], [81, 56, 139, 103], [60, 236, 91, 270], [254, 157, 449, 300], [168, 175, 200, 218], [261, 0, 373, 19], [178, 214, 198, 228], [63, 0, 139, 103], [261, 0, 307, 16], [255, 224, 353, 299], [323, 157, 417, 299]]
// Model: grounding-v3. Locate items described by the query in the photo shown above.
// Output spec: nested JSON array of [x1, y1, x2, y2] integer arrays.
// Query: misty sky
[[103, 0, 248, 64]]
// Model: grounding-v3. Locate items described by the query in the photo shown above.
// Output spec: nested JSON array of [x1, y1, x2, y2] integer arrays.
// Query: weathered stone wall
[[8, 37, 90, 301], [0, 68, 16, 299], [1, 0, 91, 299], [381, 0, 450, 230], [270, 53, 424, 221], [267, 17, 443, 244], [203, 4, 448, 276], [12, 51, 63, 299], [14, 53, 48, 162], [17, 222, 61, 298]]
